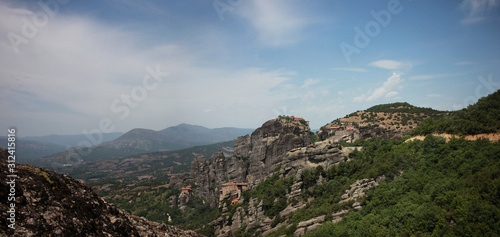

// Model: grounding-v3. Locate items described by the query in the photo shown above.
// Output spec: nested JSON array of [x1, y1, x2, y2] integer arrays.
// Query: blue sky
[[1, 0, 499, 136]]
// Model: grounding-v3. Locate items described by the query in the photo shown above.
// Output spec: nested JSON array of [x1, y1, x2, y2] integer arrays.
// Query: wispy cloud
[[0, 2, 299, 135], [301, 78, 320, 88], [459, 0, 499, 25], [354, 72, 402, 102], [330, 68, 367, 72], [369, 60, 412, 70], [237, 0, 314, 47]]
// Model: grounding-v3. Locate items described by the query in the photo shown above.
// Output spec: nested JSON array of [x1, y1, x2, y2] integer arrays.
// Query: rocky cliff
[[235, 116, 312, 185], [190, 116, 354, 208], [0, 148, 203, 237], [191, 117, 311, 206]]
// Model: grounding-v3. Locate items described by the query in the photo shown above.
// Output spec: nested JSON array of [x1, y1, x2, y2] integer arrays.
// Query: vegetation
[[331, 102, 448, 133], [305, 136, 500, 236], [83, 91, 500, 236], [69, 140, 235, 182], [365, 102, 444, 115], [217, 134, 499, 236], [412, 90, 500, 135], [99, 178, 218, 230], [241, 172, 295, 217]]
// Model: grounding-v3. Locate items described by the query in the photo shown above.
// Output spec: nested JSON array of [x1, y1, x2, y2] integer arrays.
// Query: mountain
[[22, 132, 124, 148], [160, 123, 255, 145], [29, 124, 253, 170], [0, 137, 66, 162], [0, 132, 124, 162], [185, 96, 499, 236], [35, 93, 498, 236], [102, 128, 189, 150], [0, 148, 203, 237], [85, 93, 500, 236]]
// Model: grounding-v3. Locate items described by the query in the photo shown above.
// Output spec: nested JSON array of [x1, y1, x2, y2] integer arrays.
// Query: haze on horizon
[[1, 0, 499, 137]]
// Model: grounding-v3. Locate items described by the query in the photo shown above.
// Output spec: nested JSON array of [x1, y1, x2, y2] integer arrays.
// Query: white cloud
[[0, 2, 302, 136], [330, 68, 367, 72], [369, 60, 411, 70], [237, 0, 314, 47], [385, 91, 399, 98], [354, 72, 402, 102], [301, 78, 320, 88], [460, 0, 499, 24]]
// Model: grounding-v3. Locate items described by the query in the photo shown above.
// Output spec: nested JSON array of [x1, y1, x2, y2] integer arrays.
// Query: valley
[[2, 91, 499, 237]]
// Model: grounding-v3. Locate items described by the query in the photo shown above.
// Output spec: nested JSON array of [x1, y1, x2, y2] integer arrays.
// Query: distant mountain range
[[0, 132, 124, 162], [22, 132, 125, 147], [28, 124, 254, 169], [0, 138, 66, 162]]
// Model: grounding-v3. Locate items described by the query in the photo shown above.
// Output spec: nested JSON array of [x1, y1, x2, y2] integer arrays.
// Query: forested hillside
[[304, 136, 500, 236], [412, 90, 500, 135], [197, 91, 500, 236]]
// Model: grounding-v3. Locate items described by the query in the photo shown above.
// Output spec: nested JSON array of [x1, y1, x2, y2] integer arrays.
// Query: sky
[[1, 0, 500, 137]]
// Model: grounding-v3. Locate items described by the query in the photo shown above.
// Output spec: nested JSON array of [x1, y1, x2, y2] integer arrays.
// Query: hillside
[[22, 132, 124, 148], [0, 148, 203, 237], [412, 89, 500, 135], [183, 95, 499, 236], [335, 102, 447, 131], [160, 124, 254, 145], [25, 92, 499, 236], [85, 94, 498, 237], [29, 124, 253, 170], [0, 137, 65, 162], [68, 140, 235, 183], [316, 102, 448, 142]]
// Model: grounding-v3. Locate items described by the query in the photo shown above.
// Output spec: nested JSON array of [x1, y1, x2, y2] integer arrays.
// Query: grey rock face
[[240, 117, 313, 185], [191, 117, 315, 206], [190, 117, 357, 209]]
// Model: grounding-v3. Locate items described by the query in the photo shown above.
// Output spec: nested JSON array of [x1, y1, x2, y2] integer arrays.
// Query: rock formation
[[191, 117, 352, 207], [0, 148, 203, 237]]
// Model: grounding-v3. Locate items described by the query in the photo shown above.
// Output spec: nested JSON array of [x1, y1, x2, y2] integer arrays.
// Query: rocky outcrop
[[0, 148, 203, 237], [284, 139, 345, 172], [329, 176, 385, 225], [358, 126, 406, 140], [210, 197, 272, 237], [191, 117, 315, 206], [191, 151, 248, 208], [191, 117, 355, 208], [339, 176, 384, 209], [236, 117, 312, 186], [294, 215, 326, 236], [319, 125, 408, 143]]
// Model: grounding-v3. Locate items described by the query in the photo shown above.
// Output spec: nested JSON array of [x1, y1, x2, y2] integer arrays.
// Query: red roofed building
[[231, 198, 239, 205]]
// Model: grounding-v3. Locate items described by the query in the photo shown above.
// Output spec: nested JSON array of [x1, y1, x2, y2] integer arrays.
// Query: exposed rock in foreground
[[0, 148, 203, 237]]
